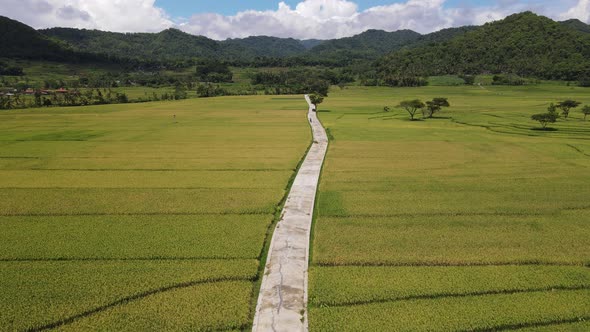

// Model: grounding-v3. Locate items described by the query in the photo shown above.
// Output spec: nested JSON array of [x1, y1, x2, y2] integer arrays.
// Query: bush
[[492, 74, 525, 86], [196, 60, 233, 83]]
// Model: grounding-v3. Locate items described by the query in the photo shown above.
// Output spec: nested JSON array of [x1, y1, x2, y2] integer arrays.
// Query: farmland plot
[[309, 85, 590, 331], [0, 95, 309, 331]]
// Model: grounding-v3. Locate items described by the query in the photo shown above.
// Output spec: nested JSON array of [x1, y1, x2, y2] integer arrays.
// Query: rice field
[[3, 83, 590, 331], [0, 95, 310, 331], [310, 84, 590, 331]]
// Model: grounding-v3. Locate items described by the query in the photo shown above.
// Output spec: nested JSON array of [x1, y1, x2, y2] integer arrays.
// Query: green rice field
[[2, 83, 590, 331], [309, 84, 590, 331], [0, 96, 310, 331]]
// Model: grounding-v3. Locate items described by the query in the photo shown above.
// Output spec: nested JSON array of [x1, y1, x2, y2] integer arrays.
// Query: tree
[[196, 60, 233, 83], [398, 99, 425, 120], [582, 105, 590, 121], [173, 83, 188, 100], [557, 100, 581, 119], [531, 112, 558, 129], [547, 103, 558, 115], [308, 94, 324, 111], [425, 97, 450, 118]]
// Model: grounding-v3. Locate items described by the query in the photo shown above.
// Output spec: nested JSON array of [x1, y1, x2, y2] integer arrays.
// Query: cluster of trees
[[491, 74, 526, 86], [0, 89, 129, 109], [0, 84, 195, 110], [198, 84, 259, 98], [393, 98, 451, 120], [0, 62, 23, 76], [250, 68, 331, 96], [531, 100, 590, 129], [382, 75, 428, 87], [248, 67, 354, 95], [195, 60, 233, 83]]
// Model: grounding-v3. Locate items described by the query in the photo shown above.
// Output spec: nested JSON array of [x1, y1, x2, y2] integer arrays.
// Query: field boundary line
[[0, 257, 258, 262], [2, 168, 293, 171], [252, 95, 328, 332], [462, 315, 590, 332], [314, 261, 588, 267], [0, 212, 272, 217], [310, 285, 590, 308], [28, 276, 253, 332]]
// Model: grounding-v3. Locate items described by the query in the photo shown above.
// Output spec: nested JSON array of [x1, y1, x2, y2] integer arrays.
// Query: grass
[[309, 265, 590, 306], [0, 188, 283, 215], [310, 84, 590, 330], [427, 75, 466, 86], [0, 260, 256, 331], [0, 95, 310, 330], [313, 213, 590, 266], [310, 289, 590, 331], [57, 281, 254, 332], [0, 215, 272, 260]]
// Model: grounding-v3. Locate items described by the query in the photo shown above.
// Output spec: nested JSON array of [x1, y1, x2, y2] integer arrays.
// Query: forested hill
[[38, 24, 478, 64], [377, 12, 590, 81], [41, 27, 221, 60], [3, 12, 590, 75], [0, 16, 76, 61], [305, 26, 478, 62], [40, 26, 427, 62], [221, 36, 308, 58], [306, 29, 421, 61], [560, 19, 590, 33]]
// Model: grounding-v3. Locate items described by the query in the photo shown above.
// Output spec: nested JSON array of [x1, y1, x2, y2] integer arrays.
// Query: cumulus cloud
[[56, 5, 90, 21], [179, 0, 560, 40], [560, 0, 590, 22], [0, 0, 172, 32], [0, 0, 588, 39]]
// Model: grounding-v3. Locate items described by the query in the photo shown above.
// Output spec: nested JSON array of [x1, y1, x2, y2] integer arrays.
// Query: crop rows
[[310, 85, 590, 331], [0, 96, 309, 331]]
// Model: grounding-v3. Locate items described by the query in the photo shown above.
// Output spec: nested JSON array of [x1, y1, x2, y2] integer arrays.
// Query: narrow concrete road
[[252, 95, 328, 332]]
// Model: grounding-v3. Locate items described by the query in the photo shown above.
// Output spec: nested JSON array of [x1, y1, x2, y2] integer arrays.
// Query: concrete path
[[252, 95, 328, 332]]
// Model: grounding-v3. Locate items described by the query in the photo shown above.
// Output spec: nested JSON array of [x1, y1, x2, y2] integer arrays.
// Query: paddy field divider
[[252, 95, 328, 332]]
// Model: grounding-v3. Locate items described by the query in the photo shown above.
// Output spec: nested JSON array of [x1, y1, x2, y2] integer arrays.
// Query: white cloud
[[179, 0, 555, 40], [182, 0, 457, 39], [560, 0, 590, 22], [0, 0, 172, 32], [0, 0, 588, 40]]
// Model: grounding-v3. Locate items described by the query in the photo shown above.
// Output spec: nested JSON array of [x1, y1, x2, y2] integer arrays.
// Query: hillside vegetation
[[42, 27, 220, 61], [377, 12, 590, 81], [4, 12, 590, 76], [0, 16, 76, 61]]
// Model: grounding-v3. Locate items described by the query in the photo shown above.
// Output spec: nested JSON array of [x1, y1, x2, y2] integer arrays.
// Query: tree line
[[531, 100, 590, 129]]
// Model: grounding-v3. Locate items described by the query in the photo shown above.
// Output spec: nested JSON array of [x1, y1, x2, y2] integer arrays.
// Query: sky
[[1, 0, 589, 40]]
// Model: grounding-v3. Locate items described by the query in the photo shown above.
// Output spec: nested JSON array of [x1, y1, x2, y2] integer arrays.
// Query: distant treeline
[[0, 85, 193, 110]]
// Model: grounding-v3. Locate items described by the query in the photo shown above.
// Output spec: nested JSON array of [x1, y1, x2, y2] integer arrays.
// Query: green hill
[[307, 29, 421, 61], [411, 26, 478, 47], [42, 27, 312, 61], [560, 19, 590, 34], [0, 16, 75, 61], [377, 12, 590, 81], [41, 27, 221, 61], [300, 39, 325, 50], [220, 36, 307, 58]]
